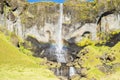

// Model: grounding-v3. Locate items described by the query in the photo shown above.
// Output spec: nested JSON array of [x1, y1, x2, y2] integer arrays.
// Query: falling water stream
[[55, 3, 76, 78], [55, 3, 67, 63], [56, 3, 63, 54]]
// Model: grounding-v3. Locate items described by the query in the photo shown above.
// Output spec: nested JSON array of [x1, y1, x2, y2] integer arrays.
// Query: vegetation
[[0, 31, 58, 80], [64, 0, 120, 24], [73, 42, 120, 80], [76, 38, 95, 47]]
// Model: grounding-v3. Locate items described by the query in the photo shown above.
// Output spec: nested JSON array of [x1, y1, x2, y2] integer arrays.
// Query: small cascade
[[69, 67, 76, 77]]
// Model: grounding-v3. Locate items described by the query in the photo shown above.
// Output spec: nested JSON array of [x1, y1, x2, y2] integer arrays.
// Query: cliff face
[[0, 0, 120, 43]]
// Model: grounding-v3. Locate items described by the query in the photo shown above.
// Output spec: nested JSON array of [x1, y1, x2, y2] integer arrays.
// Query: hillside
[[0, 32, 58, 80]]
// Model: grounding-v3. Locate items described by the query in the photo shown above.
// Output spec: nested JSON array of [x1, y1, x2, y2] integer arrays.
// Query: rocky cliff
[[0, 0, 120, 44]]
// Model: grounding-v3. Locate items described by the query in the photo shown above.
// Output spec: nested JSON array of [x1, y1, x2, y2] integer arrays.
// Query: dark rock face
[[67, 42, 82, 60], [0, 0, 4, 14], [97, 9, 115, 25], [7, 12, 16, 22], [106, 33, 120, 47], [5, 0, 26, 12], [25, 36, 51, 56]]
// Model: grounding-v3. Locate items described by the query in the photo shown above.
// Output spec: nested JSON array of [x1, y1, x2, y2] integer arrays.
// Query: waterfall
[[69, 67, 76, 77], [56, 3, 63, 54], [55, 3, 67, 63]]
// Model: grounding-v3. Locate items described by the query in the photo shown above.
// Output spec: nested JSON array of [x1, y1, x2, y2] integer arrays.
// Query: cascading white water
[[55, 3, 67, 63], [56, 3, 63, 54], [69, 67, 76, 77]]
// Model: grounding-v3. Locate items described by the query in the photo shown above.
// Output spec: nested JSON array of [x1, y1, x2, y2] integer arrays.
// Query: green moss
[[87, 68, 105, 80], [110, 42, 120, 64], [76, 38, 95, 47], [75, 41, 120, 79], [110, 29, 120, 35], [78, 46, 103, 68], [64, 0, 120, 23], [0, 32, 58, 80]]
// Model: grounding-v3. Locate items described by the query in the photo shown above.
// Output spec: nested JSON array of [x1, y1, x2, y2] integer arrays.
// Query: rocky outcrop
[[0, 0, 120, 44], [97, 13, 120, 33]]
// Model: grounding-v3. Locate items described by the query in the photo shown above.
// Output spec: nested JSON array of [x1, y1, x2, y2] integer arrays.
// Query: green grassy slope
[[0, 32, 58, 80], [75, 43, 120, 80]]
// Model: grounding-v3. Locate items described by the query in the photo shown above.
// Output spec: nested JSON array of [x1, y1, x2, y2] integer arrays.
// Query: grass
[[76, 43, 120, 80], [0, 32, 58, 80]]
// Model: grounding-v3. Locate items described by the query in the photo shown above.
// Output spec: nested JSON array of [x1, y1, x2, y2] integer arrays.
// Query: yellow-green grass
[[77, 44, 120, 80], [0, 32, 58, 80]]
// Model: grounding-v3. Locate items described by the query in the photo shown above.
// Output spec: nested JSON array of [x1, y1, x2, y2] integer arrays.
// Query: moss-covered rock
[[73, 41, 120, 79]]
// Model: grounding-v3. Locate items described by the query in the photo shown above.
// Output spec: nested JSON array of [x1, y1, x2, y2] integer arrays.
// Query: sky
[[27, 0, 65, 3], [87, 0, 94, 2], [27, 0, 94, 3]]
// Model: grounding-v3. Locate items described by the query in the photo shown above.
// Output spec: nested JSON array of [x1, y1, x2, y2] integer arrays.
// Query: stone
[[7, 12, 16, 22], [0, 0, 4, 14], [70, 74, 81, 80], [10, 33, 19, 47], [80, 68, 88, 77], [0, 0, 120, 48]]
